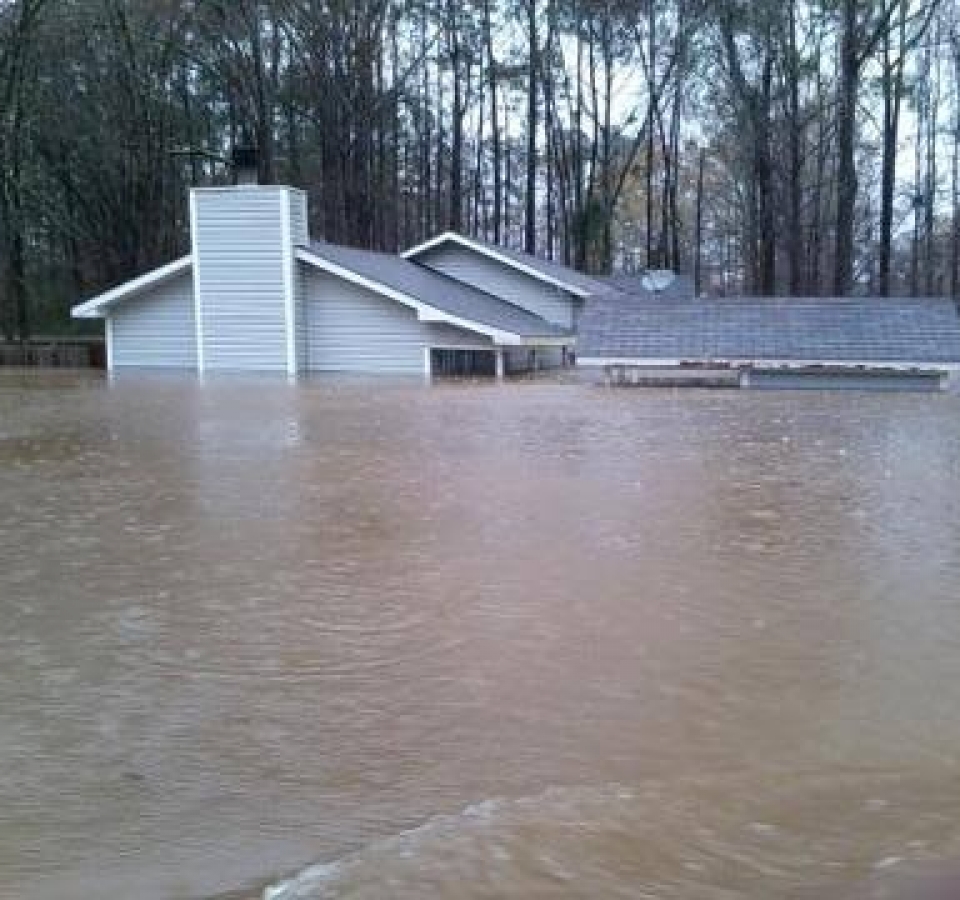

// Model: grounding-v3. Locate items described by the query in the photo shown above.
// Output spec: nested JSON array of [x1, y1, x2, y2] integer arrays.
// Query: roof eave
[[71, 255, 193, 319], [577, 355, 960, 371]]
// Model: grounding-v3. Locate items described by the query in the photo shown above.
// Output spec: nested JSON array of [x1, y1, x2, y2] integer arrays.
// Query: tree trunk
[[878, 6, 905, 296], [810, 50, 827, 295], [483, 0, 502, 244], [668, 86, 682, 271], [834, 0, 860, 295], [923, 22, 939, 295], [695, 146, 705, 297], [952, 33, 960, 300], [447, 0, 464, 233], [645, 0, 657, 268], [524, 0, 538, 253], [757, 54, 776, 295], [786, 0, 804, 295]]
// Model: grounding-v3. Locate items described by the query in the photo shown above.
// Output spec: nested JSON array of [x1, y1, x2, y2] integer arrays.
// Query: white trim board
[[428, 342, 498, 352], [577, 356, 960, 372], [189, 191, 205, 373], [281, 198, 297, 376], [401, 231, 593, 298], [71, 256, 193, 319], [104, 317, 114, 373]]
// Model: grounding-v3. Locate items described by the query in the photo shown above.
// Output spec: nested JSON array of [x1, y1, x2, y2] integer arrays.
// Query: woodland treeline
[[1, 0, 959, 337]]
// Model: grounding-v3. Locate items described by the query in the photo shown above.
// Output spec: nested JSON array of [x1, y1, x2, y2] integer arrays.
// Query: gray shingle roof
[[302, 241, 571, 340], [578, 294, 960, 365]]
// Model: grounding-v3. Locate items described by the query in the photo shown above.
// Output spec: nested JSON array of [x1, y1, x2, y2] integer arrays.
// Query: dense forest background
[[1, 0, 959, 337]]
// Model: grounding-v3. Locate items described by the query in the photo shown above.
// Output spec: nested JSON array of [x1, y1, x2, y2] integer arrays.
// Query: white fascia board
[[418, 305, 572, 346], [281, 199, 297, 376], [414, 307, 520, 344], [105, 317, 114, 372], [428, 342, 498, 351], [189, 192, 205, 374], [576, 356, 960, 372], [401, 231, 592, 299], [296, 248, 551, 346], [189, 185, 298, 196], [71, 255, 193, 319], [515, 335, 574, 347]]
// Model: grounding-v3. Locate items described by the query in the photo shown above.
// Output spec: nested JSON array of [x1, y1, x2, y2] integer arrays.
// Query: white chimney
[[190, 186, 308, 375]]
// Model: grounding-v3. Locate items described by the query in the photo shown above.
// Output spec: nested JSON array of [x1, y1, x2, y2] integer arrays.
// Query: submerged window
[[430, 347, 497, 379]]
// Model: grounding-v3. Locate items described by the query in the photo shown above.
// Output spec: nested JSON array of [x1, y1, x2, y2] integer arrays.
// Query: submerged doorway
[[430, 347, 497, 379]]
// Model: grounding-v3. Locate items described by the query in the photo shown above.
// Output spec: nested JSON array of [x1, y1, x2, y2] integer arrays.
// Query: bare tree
[[0, 0, 48, 339]]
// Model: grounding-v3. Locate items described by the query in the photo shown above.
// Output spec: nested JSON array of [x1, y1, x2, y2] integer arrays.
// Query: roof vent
[[642, 269, 677, 293]]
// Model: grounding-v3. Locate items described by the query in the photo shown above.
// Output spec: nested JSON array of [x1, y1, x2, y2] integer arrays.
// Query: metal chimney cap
[[231, 128, 258, 184]]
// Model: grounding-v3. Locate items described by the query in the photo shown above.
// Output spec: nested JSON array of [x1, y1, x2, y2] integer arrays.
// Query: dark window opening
[[430, 347, 496, 379]]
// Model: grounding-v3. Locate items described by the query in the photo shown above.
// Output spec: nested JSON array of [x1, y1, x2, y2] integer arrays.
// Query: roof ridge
[[402, 231, 604, 296]]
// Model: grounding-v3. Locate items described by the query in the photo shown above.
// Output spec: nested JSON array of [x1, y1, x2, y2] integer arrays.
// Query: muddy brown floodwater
[[2, 370, 960, 900]]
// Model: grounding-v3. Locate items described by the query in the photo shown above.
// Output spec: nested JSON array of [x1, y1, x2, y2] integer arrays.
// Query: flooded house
[[70, 185, 600, 379], [73, 182, 960, 390]]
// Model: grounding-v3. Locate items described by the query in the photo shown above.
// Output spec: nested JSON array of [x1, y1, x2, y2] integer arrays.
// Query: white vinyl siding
[[192, 188, 293, 372], [416, 243, 579, 329], [302, 268, 490, 374], [110, 272, 196, 369]]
